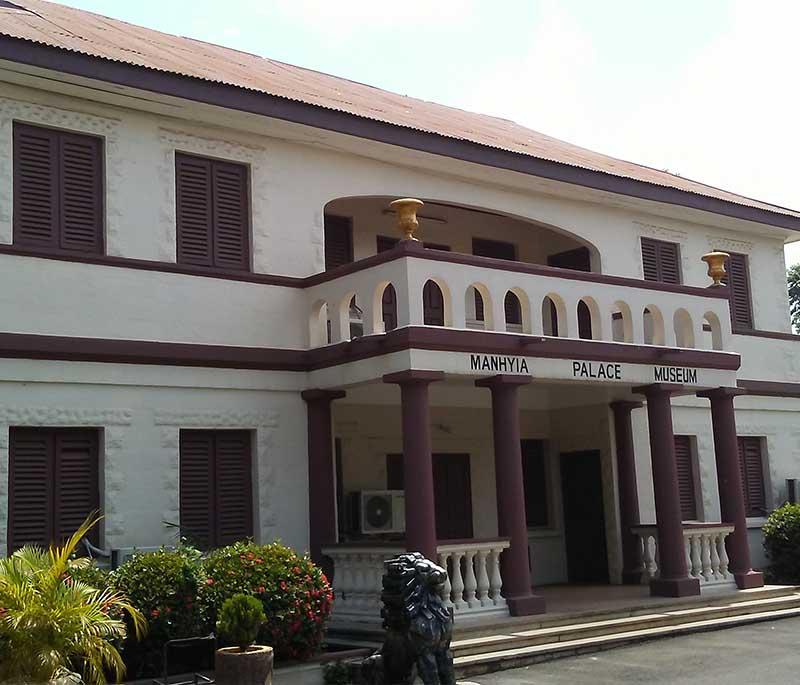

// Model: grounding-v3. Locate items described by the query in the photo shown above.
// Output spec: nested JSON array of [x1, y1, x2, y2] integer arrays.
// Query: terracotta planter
[[215, 645, 274, 685]]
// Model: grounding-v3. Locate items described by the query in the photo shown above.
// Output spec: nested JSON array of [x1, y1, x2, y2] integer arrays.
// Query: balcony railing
[[632, 523, 737, 590], [305, 242, 732, 352], [322, 538, 511, 628]]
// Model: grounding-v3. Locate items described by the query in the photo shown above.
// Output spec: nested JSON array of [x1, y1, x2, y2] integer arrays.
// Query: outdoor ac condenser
[[360, 490, 406, 534]]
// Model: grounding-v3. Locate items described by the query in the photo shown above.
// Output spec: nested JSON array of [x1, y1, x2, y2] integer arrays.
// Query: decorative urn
[[389, 198, 424, 241], [701, 251, 730, 287]]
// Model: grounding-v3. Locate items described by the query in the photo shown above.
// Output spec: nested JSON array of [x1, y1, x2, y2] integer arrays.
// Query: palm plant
[[0, 513, 146, 685]]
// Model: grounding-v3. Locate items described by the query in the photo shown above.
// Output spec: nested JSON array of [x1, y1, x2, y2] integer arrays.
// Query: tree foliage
[[788, 264, 800, 332], [217, 593, 265, 651], [0, 514, 146, 685]]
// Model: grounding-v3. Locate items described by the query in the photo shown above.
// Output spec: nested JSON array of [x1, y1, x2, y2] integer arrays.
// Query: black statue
[[361, 552, 455, 685]]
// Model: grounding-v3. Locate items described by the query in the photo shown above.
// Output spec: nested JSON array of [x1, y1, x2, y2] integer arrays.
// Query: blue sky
[[54, 0, 800, 263]]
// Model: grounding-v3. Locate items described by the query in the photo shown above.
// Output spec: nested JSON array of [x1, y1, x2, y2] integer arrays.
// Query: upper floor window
[[641, 237, 681, 284], [324, 215, 353, 270], [13, 122, 104, 255], [176, 152, 250, 271], [722, 252, 754, 330]]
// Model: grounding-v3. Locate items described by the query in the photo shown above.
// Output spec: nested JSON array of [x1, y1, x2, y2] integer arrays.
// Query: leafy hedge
[[763, 503, 800, 583], [200, 541, 333, 660]]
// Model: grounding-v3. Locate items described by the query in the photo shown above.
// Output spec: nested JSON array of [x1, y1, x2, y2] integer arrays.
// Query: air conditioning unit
[[360, 490, 405, 534], [111, 546, 163, 569]]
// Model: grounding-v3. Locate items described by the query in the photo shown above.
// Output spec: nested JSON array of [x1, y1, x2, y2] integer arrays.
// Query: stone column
[[476, 374, 546, 616], [302, 389, 346, 570], [384, 370, 444, 560], [633, 384, 700, 597], [697, 388, 764, 589], [610, 401, 644, 584]]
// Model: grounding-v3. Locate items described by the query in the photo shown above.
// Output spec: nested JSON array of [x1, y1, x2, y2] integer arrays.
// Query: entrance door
[[560, 450, 609, 583], [433, 453, 474, 540]]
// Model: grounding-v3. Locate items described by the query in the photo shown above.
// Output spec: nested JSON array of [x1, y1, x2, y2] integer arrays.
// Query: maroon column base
[[622, 570, 643, 585], [734, 570, 765, 589], [649, 577, 701, 598], [506, 594, 547, 616]]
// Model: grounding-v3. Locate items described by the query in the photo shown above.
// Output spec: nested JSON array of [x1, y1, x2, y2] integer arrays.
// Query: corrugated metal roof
[[1, 0, 797, 221]]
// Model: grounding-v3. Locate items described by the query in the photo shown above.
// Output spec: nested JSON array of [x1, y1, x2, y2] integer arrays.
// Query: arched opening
[[504, 290, 523, 332], [673, 308, 695, 348], [542, 294, 566, 337], [702, 311, 723, 350], [310, 300, 328, 347], [577, 297, 601, 340], [643, 306, 665, 345], [466, 283, 492, 329], [380, 283, 398, 332], [423, 280, 446, 326], [611, 301, 633, 343]]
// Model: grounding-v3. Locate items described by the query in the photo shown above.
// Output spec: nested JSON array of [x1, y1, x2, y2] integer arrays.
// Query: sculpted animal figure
[[363, 552, 455, 685]]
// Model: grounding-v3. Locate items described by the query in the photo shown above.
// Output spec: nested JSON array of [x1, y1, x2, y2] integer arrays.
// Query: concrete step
[[454, 599, 800, 678], [452, 591, 800, 657]]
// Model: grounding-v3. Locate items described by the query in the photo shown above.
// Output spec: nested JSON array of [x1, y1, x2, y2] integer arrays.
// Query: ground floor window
[[737, 436, 767, 517], [179, 429, 254, 549], [8, 427, 100, 552], [674, 435, 698, 520]]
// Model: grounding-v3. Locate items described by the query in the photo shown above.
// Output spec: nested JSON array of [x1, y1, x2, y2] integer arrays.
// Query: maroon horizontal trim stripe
[[738, 379, 800, 398], [732, 328, 800, 342], [2, 36, 800, 232], [0, 244, 304, 287], [0, 327, 740, 372]]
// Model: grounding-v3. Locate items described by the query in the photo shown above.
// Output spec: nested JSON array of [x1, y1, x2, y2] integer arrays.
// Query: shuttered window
[[176, 153, 250, 270], [522, 440, 548, 527], [641, 238, 681, 284], [324, 215, 353, 270], [737, 437, 766, 517], [13, 122, 104, 254], [180, 430, 253, 549], [722, 252, 754, 330], [473, 239, 517, 321], [8, 428, 100, 552], [674, 435, 698, 520]]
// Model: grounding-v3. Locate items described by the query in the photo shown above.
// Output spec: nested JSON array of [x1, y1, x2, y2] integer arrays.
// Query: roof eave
[[2, 35, 799, 232]]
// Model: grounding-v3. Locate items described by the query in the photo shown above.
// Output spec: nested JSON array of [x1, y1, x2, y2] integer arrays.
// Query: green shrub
[[201, 541, 333, 661], [322, 660, 351, 685], [110, 547, 208, 675], [217, 593, 266, 651], [763, 503, 800, 583], [65, 556, 111, 590]]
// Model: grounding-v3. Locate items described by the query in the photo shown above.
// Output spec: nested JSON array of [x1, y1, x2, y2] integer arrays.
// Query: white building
[[1, 0, 800, 625]]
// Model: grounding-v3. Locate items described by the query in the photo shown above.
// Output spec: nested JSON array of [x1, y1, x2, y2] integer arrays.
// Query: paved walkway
[[470, 616, 800, 684]]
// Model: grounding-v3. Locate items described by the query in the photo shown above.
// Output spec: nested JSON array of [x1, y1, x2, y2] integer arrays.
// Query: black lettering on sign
[[470, 354, 530, 374], [571, 361, 623, 381], [654, 366, 698, 384]]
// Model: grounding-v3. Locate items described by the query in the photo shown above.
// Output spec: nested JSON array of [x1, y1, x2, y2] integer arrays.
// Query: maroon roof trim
[[3, 36, 800, 232], [0, 326, 741, 372]]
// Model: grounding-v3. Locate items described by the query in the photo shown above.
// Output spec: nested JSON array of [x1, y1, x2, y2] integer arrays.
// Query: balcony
[[306, 240, 732, 353]]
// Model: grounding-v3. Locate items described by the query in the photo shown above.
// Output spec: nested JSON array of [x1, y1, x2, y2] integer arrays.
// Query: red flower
[[206, 578, 215, 586], [151, 609, 160, 618], [280, 581, 288, 591], [247, 552, 255, 560], [258, 586, 266, 594], [255, 558, 263, 564], [293, 566, 301, 574]]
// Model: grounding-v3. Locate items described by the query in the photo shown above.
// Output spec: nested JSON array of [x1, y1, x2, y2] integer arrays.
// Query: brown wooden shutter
[[674, 435, 697, 520], [737, 437, 766, 517], [179, 430, 215, 549], [13, 123, 103, 254], [214, 431, 254, 546], [180, 429, 253, 549], [8, 429, 53, 552], [521, 440, 548, 527], [724, 253, 754, 330], [324, 215, 353, 270], [176, 152, 249, 270], [9, 428, 99, 552], [641, 238, 681, 284], [423, 280, 445, 326], [505, 291, 522, 325]]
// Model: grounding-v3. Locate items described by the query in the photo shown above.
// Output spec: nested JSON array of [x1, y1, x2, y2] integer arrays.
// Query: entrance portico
[[303, 327, 761, 627]]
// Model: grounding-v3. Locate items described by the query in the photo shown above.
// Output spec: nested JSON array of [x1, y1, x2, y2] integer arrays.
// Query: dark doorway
[[560, 450, 609, 583], [386, 452, 473, 540]]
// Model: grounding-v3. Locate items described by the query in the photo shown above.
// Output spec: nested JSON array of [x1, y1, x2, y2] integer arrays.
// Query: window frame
[[673, 434, 702, 521], [12, 121, 106, 256], [175, 151, 252, 272], [737, 435, 768, 518], [640, 237, 682, 284]]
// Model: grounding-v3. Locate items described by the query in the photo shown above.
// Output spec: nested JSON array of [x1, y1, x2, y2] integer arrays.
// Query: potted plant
[[215, 593, 273, 685]]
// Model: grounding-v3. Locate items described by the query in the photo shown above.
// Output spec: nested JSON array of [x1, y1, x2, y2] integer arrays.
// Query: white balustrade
[[305, 246, 732, 351], [632, 524, 737, 591], [322, 538, 511, 629]]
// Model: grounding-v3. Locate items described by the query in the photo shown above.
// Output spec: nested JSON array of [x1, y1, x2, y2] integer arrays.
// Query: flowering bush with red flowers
[[110, 546, 209, 676], [200, 541, 332, 660]]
